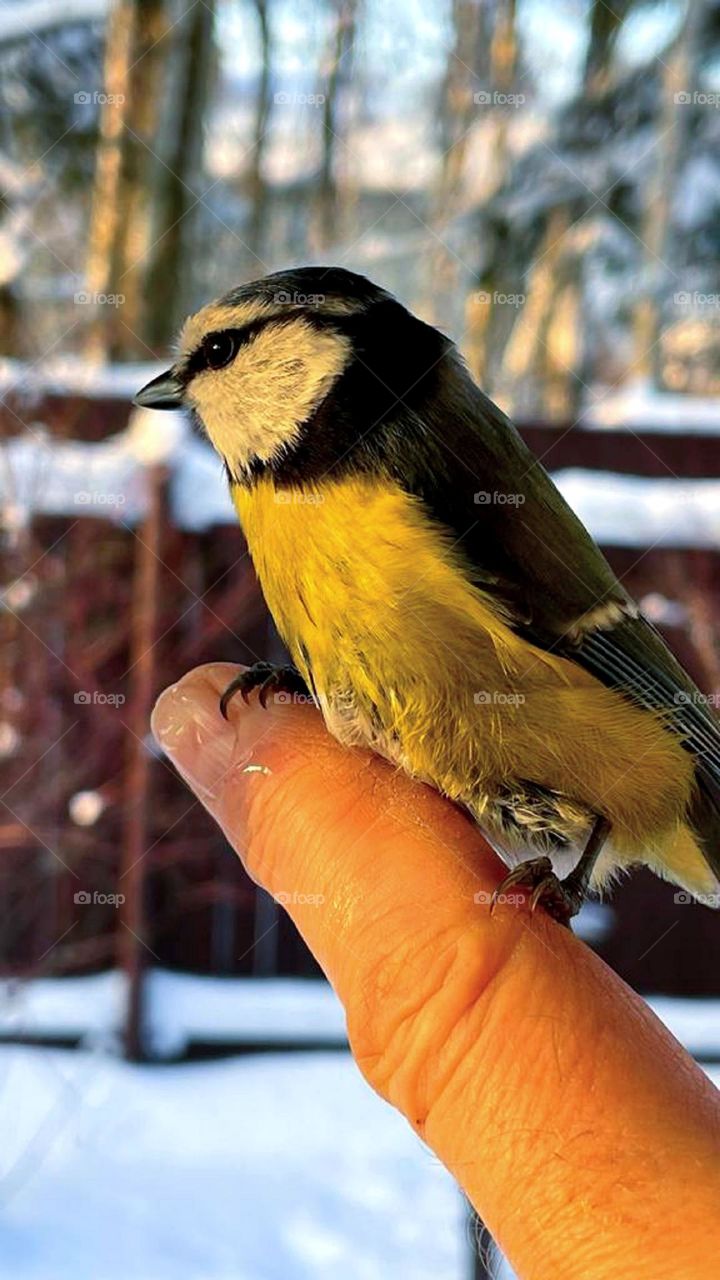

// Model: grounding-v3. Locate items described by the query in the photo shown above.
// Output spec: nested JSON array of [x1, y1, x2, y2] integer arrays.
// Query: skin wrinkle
[[361, 929, 517, 1134], [349, 900, 533, 1136]]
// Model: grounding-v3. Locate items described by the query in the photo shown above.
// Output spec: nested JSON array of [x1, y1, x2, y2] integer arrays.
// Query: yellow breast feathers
[[231, 474, 695, 858]]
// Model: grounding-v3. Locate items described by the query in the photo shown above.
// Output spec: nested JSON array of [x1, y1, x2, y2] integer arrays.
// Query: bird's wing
[[401, 372, 720, 874]]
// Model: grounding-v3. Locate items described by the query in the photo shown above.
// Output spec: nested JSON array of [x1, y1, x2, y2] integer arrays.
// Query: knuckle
[[347, 922, 512, 1136]]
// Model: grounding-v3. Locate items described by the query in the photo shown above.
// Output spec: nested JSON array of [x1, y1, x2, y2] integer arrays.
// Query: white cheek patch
[[189, 322, 351, 474]]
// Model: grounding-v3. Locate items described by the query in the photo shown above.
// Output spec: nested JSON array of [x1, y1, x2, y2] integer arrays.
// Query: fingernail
[[151, 666, 252, 799]]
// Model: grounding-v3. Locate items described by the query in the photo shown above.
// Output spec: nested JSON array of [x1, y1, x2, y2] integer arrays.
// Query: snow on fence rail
[[2, 363, 720, 544]]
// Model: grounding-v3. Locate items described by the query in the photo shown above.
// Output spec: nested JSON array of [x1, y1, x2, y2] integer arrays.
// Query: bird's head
[[134, 266, 452, 483]]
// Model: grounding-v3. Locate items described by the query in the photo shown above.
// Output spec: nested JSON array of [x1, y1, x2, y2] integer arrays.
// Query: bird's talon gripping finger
[[219, 663, 273, 719], [258, 678, 274, 709], [220, 677, 244, 720], [220, 663, 311, 719], [490, 857, 579, 925], [530, 877, 557, 914], [490, 857, 555, 916]]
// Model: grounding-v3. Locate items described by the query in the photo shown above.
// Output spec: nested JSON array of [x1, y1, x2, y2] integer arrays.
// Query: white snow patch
[[2, 428, 720, 545], [585, 379, 720, 433], [0, 1045, 464, 1280], [0, 971, 348, 1058], [553, 469, 720, 549], [0, 357, 161, 401], [0, 2, 107, 45]]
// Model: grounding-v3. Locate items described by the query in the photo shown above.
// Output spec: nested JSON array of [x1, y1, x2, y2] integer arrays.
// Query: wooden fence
[[1, 390, 719, 1058]]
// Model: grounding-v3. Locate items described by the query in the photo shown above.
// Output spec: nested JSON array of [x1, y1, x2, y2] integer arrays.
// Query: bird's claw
[[490, 856, 579, 926], [220, 663, 310, 719]]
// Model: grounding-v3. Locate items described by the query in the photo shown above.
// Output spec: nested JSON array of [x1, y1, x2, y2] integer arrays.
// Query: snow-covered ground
[[0, 1045, 464, 1280], [0, 973, 717, 1278]]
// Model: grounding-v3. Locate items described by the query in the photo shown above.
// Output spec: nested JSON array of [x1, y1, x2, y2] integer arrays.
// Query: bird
[[136, 266, 720, 922]]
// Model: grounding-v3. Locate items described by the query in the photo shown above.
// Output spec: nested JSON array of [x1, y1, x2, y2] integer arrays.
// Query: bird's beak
[[134, 369, 185, 410]]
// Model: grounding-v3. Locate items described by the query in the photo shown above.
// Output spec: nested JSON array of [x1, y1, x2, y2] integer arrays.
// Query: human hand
[[152, 663, 720, 1280]]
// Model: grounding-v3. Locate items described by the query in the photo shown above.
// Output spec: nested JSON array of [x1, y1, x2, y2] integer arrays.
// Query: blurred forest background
[[1, 0, 719, 408], [1, 0, 720, 1011]]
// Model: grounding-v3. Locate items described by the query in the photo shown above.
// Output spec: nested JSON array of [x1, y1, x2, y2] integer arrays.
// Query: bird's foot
[[490, 856, 584, 926], [219, 662, 311, 720]]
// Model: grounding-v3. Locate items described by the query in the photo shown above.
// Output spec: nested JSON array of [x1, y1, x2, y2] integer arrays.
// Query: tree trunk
[[84, 0, 216, 363]]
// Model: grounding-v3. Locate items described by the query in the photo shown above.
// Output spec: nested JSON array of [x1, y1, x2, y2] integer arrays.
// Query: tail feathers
[[650, 808, 717, 911], [687, 774, 720, 886]]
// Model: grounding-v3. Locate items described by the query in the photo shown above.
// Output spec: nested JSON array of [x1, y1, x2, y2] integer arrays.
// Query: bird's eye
[[203, 332, 237, 370]]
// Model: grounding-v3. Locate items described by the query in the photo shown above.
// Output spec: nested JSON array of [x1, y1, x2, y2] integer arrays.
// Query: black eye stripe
[[184, 328, 245, 377], [182, 309, 345, 380]]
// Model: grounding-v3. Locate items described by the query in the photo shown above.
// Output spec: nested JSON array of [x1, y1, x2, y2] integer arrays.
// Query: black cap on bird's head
[[134, 266, 453, 482]]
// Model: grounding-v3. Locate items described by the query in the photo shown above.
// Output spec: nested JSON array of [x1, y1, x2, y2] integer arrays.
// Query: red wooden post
[[118, 462, 166, 1059]]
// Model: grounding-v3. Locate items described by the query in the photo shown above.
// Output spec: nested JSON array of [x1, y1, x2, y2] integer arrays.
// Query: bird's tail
[[646, 783, 720, 907]]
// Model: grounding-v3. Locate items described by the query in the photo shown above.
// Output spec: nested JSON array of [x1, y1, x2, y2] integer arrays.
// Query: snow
[[0, 357, 162, 401], [553, 469, 720, 549], [3, 423, 719, 546], [0, 971, 348, 1058], [0, 975, 717, 1278], [2, 970, 720, 1061], [2, 362, 720, 541], [172, 434, 237, 530], [0, 1045, 464, 1280], [0, 970, 127, 1049], [585, 379, 720, 433], [0, 411, 234, 532], [0, 1, 107, 45], [0, 983, 716, 1280], [146, 971, 347, 1057], [0, 424, 153, 529]]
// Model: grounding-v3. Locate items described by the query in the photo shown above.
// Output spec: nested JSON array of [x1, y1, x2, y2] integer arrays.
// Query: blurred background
[[0, 0, 719, 1276]]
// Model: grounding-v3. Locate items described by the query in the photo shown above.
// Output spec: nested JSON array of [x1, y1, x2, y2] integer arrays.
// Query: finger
[[152, 663, 720, 1280]]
